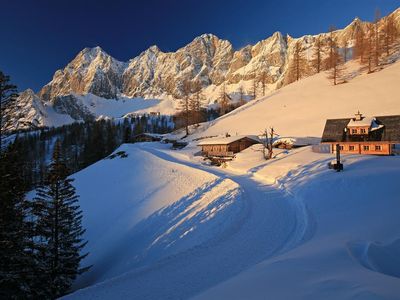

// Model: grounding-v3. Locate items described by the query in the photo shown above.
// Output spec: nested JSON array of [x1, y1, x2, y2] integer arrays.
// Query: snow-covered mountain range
[[4, 8, 400, 132]]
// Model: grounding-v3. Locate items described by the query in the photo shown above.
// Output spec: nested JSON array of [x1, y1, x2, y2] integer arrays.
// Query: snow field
[[70, 143, 243, 289]]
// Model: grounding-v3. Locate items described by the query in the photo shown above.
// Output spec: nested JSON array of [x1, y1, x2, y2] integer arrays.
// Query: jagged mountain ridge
[[4, 7, 400, 131]]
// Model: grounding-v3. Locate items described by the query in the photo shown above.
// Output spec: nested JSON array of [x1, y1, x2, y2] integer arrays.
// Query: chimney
[[355, 111, 363, 121]]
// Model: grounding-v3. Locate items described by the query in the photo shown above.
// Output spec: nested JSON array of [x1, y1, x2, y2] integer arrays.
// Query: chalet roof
[[133, 132, 163, 138], [347, 116, 375, 127], [321, 115, 400, 143], [198, 135, 260, 146]]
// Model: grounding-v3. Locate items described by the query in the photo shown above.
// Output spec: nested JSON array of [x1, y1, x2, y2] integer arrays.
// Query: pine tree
[[0, 70, 18, 148], [33, 141, 90, 298], [0, 142, 34, 298]]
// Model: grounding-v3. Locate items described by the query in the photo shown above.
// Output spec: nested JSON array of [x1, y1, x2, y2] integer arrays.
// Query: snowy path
[[68, 144, 314, 299]]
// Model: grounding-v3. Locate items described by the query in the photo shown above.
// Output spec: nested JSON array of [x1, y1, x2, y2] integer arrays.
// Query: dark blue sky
[[1, 0, 399, 92]]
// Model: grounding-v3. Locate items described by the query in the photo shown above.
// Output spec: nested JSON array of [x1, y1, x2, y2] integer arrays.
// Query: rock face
[[4, 8, 400, 131], [3, 89, 48, 131], [39, 47, 126, 102], [52, 95, 94, 122]]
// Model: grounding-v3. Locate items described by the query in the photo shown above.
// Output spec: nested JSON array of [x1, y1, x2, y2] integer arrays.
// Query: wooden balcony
[[203, 151, 235, 157]]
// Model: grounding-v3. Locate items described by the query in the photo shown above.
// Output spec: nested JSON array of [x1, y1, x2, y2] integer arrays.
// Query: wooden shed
[[133, 133, 162, 143], [198, 135, 260, 157], [321, 112, 400, 155]]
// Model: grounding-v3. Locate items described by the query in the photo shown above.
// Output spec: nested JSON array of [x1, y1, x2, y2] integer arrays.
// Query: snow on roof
[[272, 137, 320, 146], [370, 121, 385, 132], [198, 135, 260, 146], [347, 116, 375, 127]]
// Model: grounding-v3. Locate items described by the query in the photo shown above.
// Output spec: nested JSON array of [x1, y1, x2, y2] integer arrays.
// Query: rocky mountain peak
[[4, 8, 400, 132]]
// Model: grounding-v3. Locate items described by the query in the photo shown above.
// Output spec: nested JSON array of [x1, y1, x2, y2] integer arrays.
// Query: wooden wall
[[327, 142, 392, 155]]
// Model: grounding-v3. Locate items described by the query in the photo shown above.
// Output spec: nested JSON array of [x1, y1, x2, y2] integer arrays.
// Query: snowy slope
[[191, 59, 400, 139], [70, 143, 243, 289], [193, 151, 400, 300], [65, 142, 400, 300]]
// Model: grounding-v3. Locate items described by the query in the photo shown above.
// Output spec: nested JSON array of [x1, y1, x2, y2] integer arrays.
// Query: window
[[363, 145, 369, 151], [339, 145, 344, 151], [349, 145, 355, 151], [360, 128, 366, 134], [351, 129, 357, 134], [375, 145, 382, 151]]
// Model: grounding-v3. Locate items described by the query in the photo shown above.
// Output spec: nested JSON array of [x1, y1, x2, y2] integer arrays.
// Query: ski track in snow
[[67, 143, 315, 300]]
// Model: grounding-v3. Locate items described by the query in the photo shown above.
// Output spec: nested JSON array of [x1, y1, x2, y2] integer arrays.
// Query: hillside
[[189, 59, 400, 139]]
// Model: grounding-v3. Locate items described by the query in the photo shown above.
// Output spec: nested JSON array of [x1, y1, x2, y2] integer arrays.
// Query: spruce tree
[[0, 70, 18, 144], [0, 142, 33, 298], [34, 141, 90, 298]]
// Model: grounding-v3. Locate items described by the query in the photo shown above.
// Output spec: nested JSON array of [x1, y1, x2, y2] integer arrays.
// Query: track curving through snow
[[67, 143, 315, 300]]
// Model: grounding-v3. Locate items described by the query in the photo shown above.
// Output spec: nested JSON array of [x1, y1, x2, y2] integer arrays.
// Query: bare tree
[[189, 81, 205, 126], [374, 9, 381, 67], [249, 77, 258, 100], [238, 85, 246, 106], [325, 25, 336, 69], [289, 40, 306, 83], [365, 23, 375, 73], [326, 37, 345, 85], [258, 71, 268, 96], [218, 83, 230, 115], [383, 14, 399, 56], [354, 28, 366, 63], [312, 36, 322, 73], [262, 127, 275, 160], [342, 39, 349, 63], [179, 80, 191, 136]]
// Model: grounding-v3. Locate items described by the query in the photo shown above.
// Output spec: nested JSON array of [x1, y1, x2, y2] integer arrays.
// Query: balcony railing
[[203, 151, 235, 157]]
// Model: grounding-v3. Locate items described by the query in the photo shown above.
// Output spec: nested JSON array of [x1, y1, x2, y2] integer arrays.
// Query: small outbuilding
[[321, 112, 400, 155], [133, 133, 162, 143], [198, 135, 260, 157]]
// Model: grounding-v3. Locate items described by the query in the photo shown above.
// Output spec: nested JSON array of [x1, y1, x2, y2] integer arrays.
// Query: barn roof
[[321, 115, 400, 143], [198, 135, 260, 146]]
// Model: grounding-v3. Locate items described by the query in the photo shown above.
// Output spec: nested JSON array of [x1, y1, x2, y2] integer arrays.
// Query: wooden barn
[[321, 112, 400, 155], [198, 135, 260, 157], [132, 133, 162, 143]]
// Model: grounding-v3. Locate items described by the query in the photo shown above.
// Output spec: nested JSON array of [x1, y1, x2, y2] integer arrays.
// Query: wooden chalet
[[198, 135, 260, 157], [321, 112, 400, 155], [132, 133, 162, 143]]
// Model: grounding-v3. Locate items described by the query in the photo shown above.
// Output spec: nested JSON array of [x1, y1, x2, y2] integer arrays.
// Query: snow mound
[[71, 143, 243, 289], [348, 239, 400, 279]]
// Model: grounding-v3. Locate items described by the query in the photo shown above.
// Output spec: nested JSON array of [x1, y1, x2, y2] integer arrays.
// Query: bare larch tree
[[312, 36, 322, 73], [218, 83, 230, 115]]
